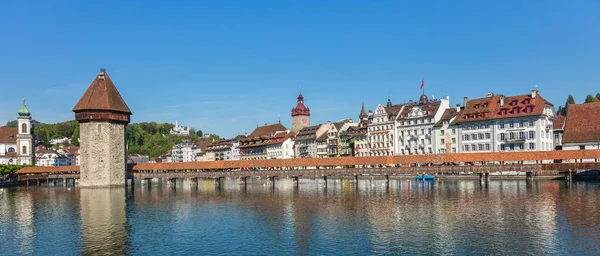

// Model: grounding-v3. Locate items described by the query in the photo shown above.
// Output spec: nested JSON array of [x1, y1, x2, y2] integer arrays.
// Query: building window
[[22, 145, 27, 155], [478, 144, 483, 151], [452, 147, 456, 153], [21, 123, 27, 134], [529, 121, 534, 127], [471, 134, 476, 140], [485, 144, 490, 151], [580, 145, 585, 150], [529, 142, 535, 150], [509, 122, 514, 128], [478, 133, 483, 140], [441, 139, 445, 144], [501, 144, 506, 151], [452, 138, 456, 143], [500, 133, 506, 141], [471, 145, 476, 151], [500, 123, 505, 129], [452, 129, 456, 134]]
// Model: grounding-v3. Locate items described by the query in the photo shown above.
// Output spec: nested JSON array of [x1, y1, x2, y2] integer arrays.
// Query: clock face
[[302, 118, 307, 124]]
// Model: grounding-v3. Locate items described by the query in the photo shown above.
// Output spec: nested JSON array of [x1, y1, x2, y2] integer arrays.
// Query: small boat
[[416, 174, 435, 181]]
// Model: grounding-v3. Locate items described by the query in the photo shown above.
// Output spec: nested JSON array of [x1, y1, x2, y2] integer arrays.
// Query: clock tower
[[291, 93, 310, 132]]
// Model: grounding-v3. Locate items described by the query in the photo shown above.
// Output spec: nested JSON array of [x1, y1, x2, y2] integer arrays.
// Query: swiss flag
[[354, 146, 360, 152], [239, 150, 245, 155], [420, 77, 425, 89]]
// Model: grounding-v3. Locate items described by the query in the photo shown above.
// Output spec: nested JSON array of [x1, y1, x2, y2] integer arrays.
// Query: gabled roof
[[553, 115, 566, 130], [452, 91, 552, 124], [0, 127, 17, 144], [247, 123, 287, 138], [73, 69, 132, 114], [563, 102, 600, 144], [434, 108, 459, 127]]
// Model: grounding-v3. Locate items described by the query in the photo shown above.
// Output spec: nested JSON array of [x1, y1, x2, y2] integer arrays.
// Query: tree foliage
[[126, 122, 205, 158], [0, 164, 29, 175], [585, 94, 597, 103], [33, 120, 79, 147], [558, 95, 576, 116]]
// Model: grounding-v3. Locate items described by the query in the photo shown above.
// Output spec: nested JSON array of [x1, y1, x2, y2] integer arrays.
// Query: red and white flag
[[420, 77, 425, 89], [239, 150, 244, 155]]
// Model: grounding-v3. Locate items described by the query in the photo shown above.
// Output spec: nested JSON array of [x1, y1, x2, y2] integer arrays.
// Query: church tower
[[291, 93, 310, 133], [16, 99, 33, 165], [73, 69, 132, 187]]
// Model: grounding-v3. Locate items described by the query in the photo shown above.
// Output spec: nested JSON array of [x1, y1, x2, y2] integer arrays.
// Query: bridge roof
[[72, 69, 132, 114], [132, 150, 600, 171], [17, 165, 79, 174]]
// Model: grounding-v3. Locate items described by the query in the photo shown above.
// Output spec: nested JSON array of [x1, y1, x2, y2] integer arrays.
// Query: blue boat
[[416, 174, 435, 181]]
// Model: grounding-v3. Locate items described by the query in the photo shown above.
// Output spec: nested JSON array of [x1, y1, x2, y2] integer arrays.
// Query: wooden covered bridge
[[15, 150, 600, 185]]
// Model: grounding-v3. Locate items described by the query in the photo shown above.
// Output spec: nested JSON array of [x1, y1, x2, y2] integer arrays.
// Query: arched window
[[21, 123, 27, 134], [22, 145, 27, 155], [7, 147, 15, 153]]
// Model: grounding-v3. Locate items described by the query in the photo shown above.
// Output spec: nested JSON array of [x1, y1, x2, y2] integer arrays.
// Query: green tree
[[560, 95, 576, 115], [596, 93, 600, 101], [585, 94, 597, 103], [196, 129, 203, 137]]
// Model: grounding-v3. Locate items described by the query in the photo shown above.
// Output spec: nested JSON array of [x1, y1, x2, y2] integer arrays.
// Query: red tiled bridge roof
[[16, 150, 600, 174]]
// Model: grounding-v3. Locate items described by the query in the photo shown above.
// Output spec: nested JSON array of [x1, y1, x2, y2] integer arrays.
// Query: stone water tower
[[73, 69, 131, 187]]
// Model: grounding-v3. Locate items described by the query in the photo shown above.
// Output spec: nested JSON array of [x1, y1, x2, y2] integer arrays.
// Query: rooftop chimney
[[463, 97, 468, 107], [500, 96, 505, 107], [456, 104, 461, 112], [531, 89, 538, 98]]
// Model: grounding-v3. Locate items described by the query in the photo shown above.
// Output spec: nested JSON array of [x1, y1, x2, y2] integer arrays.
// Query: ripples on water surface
[[1, 179, 600, 255]]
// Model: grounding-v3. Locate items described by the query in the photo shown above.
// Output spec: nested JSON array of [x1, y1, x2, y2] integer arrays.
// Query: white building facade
[[453, 90, 555, 154], [394, 95, 449, 155], [368, 98, 402, 156]]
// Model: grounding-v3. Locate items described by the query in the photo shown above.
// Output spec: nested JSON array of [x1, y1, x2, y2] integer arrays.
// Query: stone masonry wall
[[79, 122, 126, 186]]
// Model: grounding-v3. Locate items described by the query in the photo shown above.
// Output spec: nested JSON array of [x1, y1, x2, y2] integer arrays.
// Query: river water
[[1, 178, 599, 255]]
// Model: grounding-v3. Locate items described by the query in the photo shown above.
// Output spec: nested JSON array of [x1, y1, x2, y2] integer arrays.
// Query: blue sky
[[1, 0, 598, 138]]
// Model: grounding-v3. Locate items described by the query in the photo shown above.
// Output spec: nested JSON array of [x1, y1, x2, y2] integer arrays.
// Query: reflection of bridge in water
[[16, 150, 600, 186]]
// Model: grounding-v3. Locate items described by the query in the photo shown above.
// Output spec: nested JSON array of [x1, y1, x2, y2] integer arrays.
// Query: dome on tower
[[292, 93, 310, 116], [18, 100, 30, 117], [419, 93, 429, 104]]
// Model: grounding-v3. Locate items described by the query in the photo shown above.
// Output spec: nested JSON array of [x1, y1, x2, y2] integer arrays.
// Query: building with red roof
[[562, 102, 600, 152], [451, 89, 555, 153]]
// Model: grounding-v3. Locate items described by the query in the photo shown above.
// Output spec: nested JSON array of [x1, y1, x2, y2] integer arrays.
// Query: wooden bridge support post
[[190, 178, 198, 188], [478, 172, 484, 182], [63, 178, 67, 187], [565, 170, 573, 182], [526, 171, 534, 183], [26, 180, 29, 186], [168, 178, 177, 189], [323, 176, 328, 188], [485, 172, 489, 182], [354, 175, 359, 183]]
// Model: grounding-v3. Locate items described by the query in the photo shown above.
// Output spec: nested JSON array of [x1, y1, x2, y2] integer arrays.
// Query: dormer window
[[524, 106, 533, 112], [510, 100, 518, 106], [500, 109, 508, 115], [523, 99, 530, 104], [513, 107, 520, 114]]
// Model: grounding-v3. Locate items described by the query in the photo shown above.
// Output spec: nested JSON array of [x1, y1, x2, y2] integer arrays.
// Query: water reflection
[[79, 188, 128, 255], [1, 179, 600, 255]]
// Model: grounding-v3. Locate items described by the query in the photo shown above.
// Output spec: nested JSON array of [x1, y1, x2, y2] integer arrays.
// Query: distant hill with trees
[[3, 120, 221, 158], [557, 93, 600, 116]]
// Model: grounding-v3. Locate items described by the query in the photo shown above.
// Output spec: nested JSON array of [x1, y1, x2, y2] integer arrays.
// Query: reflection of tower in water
[[80, 188, 128, 255]]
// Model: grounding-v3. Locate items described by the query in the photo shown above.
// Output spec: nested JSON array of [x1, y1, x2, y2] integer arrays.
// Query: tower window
[[21, 123, 27, 134], [22, 145, 27, 155]]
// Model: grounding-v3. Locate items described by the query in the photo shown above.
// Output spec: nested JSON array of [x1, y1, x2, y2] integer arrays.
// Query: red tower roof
[[291, 93, 310, 116], [73, 69, 132, 114]]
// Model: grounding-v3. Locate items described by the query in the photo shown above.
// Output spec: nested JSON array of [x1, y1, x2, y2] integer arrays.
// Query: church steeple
[[291, 92, 310, 133], [359, 103, 367, 119], [386, 96, 393, 108]]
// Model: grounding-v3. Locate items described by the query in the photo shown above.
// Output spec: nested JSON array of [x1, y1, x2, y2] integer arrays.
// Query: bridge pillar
[[565, 170, 573, 182], [385, 174, 389, 182], [190, 178, 198, 188], [354, 175, 359, 183], [167, 178, 177, 188], [526, 171, 534, 183], [63, 178, 67, 186], [323, 176, 328, 188], [485, 172, 489, 182], [26, 180, 29, 186]]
